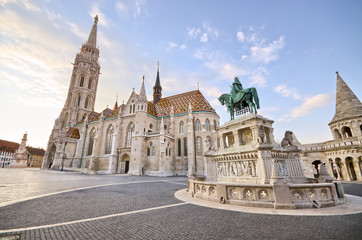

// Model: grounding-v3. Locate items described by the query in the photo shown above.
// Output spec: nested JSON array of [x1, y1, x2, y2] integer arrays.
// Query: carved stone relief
[[217, 160, 257, 177]]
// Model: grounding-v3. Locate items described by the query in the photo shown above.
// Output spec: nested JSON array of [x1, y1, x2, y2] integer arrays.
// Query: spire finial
[[157, 61, 159, 71], [86, 15, 98, 46], [94, 15, 99, 24]]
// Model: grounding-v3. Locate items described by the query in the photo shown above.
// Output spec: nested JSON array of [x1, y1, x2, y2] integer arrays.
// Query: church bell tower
[[61, 15, 101, 128], [153, 62, 162, 104]]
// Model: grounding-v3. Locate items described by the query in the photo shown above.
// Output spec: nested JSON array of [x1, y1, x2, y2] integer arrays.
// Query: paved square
[[0, 169, 361, 239]]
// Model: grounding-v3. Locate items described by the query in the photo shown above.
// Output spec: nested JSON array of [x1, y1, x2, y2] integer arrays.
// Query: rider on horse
[[231, 76, 247, 105]]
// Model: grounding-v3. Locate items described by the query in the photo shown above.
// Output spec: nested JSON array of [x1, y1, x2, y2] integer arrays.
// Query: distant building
[[0, 133, 45, 168], [300, 72, 362, 181]]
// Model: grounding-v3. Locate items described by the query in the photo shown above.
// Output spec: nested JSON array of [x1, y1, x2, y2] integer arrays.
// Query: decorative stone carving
[[281, 131, 298, 150], [217, 160, 257, 177]]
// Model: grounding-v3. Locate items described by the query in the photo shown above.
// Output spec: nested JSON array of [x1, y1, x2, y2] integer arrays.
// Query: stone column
[[233, 131, 240, 147]]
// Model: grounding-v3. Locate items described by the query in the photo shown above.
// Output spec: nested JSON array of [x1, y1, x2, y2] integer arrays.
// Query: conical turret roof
[[139, 76, 147, 100], [330, 72, 362, 124], [86, 15, 98, 47]]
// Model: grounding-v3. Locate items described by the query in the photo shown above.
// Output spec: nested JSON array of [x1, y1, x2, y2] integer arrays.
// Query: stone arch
[[341, 126, 353, 138], [87, 128, 96, 156], [312, 160, 321, 178], [333, 128, 342, 139], [346, 157, 357, 180], [329, 158, 338, 178], [79, 75, 85, 87], [88, 77, 93, 89], [205, 119, 210, 131], [84, 96, 90, 109], [105, 124, 114, 154], [46, 144, 56, 169], [335, 158, 345, 180], [179, 121, 184, 134], [195, 119, 201, 132], [126, 122, 135, 147]]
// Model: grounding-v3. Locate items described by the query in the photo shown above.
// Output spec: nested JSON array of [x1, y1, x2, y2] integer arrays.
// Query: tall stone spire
[[153, 62, 162, 104], [330, 72, 362, 124], [139, 75, 147, 100], [86, 15, 98, 47]]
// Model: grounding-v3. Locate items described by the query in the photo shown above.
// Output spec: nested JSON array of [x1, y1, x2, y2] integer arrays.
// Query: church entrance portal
[[121, 154, 130, 174]]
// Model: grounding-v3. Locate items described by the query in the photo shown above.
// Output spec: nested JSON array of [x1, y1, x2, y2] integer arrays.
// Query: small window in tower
[[77, 95, 81, 107], [80, 76, 84, 87], [84, 97, 89, 109], [88, 78, 93, 89]]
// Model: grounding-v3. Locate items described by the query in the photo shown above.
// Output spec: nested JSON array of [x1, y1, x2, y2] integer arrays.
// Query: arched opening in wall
[[105, 125, 114, 154], [80, 76, 85, 87], [183, 137, 188, 156], [205, 119, 210, 131], [87, 128, 96, 156], [88, 77, 93, 89], [147, 147, 150, 156], [126, 122, 135, 147], [121, 154, 130, 173], [360, 124, 362, 133], [47, 144, 56, 169], [333, 129, 342, 139], [312, 160, 321, 178], [341, 126, 353, 138], [84, 96, 90, 109], [179, 121, 184, 134], [329, 159, 338, 178], [346, 157, 357, 180], [177, 139, 181, 156], [335, 158, 344, 180], [77, 94, 81, 107], [195, 119, 201, 132]]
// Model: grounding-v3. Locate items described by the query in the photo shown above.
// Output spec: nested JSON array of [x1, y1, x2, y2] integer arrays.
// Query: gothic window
[[126, 123, 135, 146], [80, 76, 85, 87], [105, 125, 114, 154], [205, 119, 210, 131], [156, 121, 159, 132], [87, 128, 96, 156], [196, 137, 202, 156], [195, 119, 201, 132], [184, 137, 188, 156], [88, 77, 93, 89], [177, 139, 181, 156], [152, 147, 155, 156], [147, 147, 150, 156], [180, 121, 184, 134], [141, 105, 143, 110], [129, 105, 132, 114], [213, 120, 217, 131], [133, 104, 135, 113], [84, 96, 89, 109], [77, 95, 81, 107]]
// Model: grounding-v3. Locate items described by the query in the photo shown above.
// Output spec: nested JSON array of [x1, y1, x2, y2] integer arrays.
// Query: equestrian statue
[[218, 76, 260, 120]]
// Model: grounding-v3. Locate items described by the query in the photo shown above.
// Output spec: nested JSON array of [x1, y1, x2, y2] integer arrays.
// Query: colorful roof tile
[[66, 127, 80, 139], [147, 90, 215, 117]]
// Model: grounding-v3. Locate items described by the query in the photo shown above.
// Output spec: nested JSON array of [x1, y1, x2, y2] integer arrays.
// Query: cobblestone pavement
[[0, 169, 361, 240]]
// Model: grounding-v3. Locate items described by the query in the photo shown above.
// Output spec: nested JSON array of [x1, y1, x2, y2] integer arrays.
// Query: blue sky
[[0, 0, 361, 148]]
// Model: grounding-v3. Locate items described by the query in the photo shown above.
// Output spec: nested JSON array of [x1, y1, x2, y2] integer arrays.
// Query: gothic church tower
[[62, 15, 101, 127], [153, 62, 162, 104], [42, 16, 101, 170]]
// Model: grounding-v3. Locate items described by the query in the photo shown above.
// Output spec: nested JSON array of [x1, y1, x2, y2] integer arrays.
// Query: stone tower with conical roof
[[329, 72, 362, 140], [153, 62, 162, 104]]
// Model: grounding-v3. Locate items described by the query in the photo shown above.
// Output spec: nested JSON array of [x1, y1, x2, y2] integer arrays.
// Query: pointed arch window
[[88, 77, 93, 89], [80, 76, 85, 87], [196, 137, 202, 156], [88, 128, 96, 156], [205, 119, 210, 131], [105, 125, 114, 154], [213, 120, 217, 131], [77, 95, 81, 107], [180, 121, 184, 134], [195, 119, 201, 132], [84, 96, 89, 109], [147, 147, 150, 156], [126, 123, 135, 146]]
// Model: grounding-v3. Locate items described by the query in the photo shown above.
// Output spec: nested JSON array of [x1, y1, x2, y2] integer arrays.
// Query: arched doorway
[[121, 154, 130, 174], [47, 145, 56, 169], [346, 157, 357, 181], [312, 160, 321, 178], [335, 158, 344, 180], [329, 159, 338, 178]]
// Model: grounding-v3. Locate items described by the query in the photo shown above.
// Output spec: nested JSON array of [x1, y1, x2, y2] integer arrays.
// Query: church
[[41, 16, 220, 176]]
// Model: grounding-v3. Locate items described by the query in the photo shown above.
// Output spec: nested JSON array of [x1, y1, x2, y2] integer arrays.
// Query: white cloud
[[203, 22, 218, 38], [280, 94, 333, 121], [237, 31, 245, 42], [200, 33, 208, 42], [169, 42, 177, 48], [133, 0, 147, 18], [187, 27, 201, 38], [250, 36, 285, 64], [249, 71, 267, 87], [205, 61, 249, 80], [180, 44, 186, 50], [274, 85, 301, 100], [115, 1, 128, 13]]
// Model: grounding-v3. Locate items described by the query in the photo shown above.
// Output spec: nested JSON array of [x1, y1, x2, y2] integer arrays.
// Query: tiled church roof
[[66, 127, 80, 139], [26, 147, 45, 156], [147, 90, 215, 118]]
